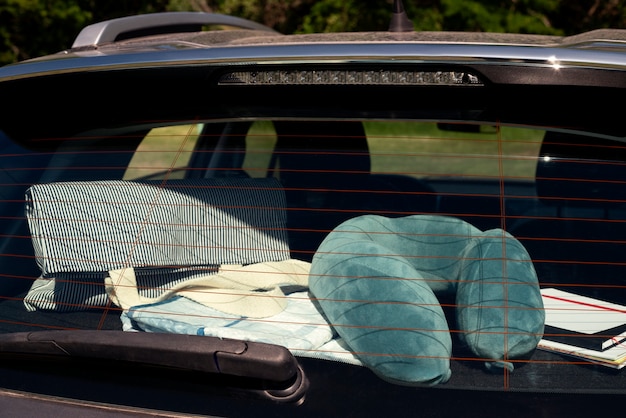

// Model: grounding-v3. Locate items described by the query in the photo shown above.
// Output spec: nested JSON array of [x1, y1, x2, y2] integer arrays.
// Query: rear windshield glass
[[2, 118, 626, 395]]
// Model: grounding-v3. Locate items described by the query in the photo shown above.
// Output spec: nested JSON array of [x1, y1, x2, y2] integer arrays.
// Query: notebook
[[541, 288, 626, 352]]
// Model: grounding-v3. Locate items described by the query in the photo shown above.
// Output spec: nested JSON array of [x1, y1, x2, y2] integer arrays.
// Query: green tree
[[440, 0, 561, 34], [0, 0, 170, 65], [549, 0, 626, 35], [83, 0, 170, 21], [0, 0, 90, 64], [2, 0, 625, 67], [166, 0, 316, 34], [298, 0, 391, 33]]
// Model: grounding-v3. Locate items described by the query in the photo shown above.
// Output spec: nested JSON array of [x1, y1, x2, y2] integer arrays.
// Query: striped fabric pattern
[[24, 266, 219, 312], [24, 178, 288, 312]]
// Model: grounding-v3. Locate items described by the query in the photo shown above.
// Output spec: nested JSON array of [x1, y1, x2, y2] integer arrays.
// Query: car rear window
[[2, 116, 626, 397]]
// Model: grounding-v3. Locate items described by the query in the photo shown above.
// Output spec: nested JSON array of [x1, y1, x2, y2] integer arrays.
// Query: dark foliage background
[[1, 0, 624, 65]]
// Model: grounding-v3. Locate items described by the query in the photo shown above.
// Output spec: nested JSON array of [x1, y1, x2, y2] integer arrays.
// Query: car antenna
[[389, 0, 414, 32]]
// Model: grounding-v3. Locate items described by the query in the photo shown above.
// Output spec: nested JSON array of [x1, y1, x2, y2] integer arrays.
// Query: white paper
[[541, 288, 626, 334]]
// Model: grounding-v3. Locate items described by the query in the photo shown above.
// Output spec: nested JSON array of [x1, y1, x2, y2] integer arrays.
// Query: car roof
[[66, 11, 626, 49], [105, 27, 626, 49], [2, 11, 626, 80]]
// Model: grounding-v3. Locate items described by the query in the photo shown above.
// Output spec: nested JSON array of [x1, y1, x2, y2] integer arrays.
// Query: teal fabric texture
[[309, 215, 545, 386]]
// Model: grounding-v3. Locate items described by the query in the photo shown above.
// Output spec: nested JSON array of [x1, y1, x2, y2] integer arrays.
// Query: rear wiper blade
[[0, 330, 307, 403]]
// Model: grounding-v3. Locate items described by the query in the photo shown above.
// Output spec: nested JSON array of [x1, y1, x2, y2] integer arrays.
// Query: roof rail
[[72, 12, 279, 48]]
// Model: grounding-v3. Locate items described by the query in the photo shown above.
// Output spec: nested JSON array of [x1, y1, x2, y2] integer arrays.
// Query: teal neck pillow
[[309, 215, 545, 386]]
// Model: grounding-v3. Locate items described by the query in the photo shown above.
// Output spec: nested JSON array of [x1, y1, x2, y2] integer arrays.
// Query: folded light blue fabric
[[309, 215, 544, 385], [121, 291, 334, 351]]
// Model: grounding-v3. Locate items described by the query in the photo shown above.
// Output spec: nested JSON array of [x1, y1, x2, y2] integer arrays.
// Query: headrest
[[26, 178, 289, 275], [273, 121, 370, 185], [536, 131, 626, 207]]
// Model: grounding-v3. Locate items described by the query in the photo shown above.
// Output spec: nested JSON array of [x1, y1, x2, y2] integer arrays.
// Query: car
[[1, 2, 626, 416]]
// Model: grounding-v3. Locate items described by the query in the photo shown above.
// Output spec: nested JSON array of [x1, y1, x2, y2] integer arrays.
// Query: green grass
[[365, 122, 543, 180]]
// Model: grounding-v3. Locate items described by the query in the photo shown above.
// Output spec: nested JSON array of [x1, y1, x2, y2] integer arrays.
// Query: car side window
[[242, 121, 277, 178], [124, 124, 202, 180]]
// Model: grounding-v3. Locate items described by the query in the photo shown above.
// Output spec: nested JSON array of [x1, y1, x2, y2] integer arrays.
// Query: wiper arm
[[0, 330, 307, 403]]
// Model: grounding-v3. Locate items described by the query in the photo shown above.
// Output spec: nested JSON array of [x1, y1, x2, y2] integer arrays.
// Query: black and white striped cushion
[[24, 178, 289, 311]]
